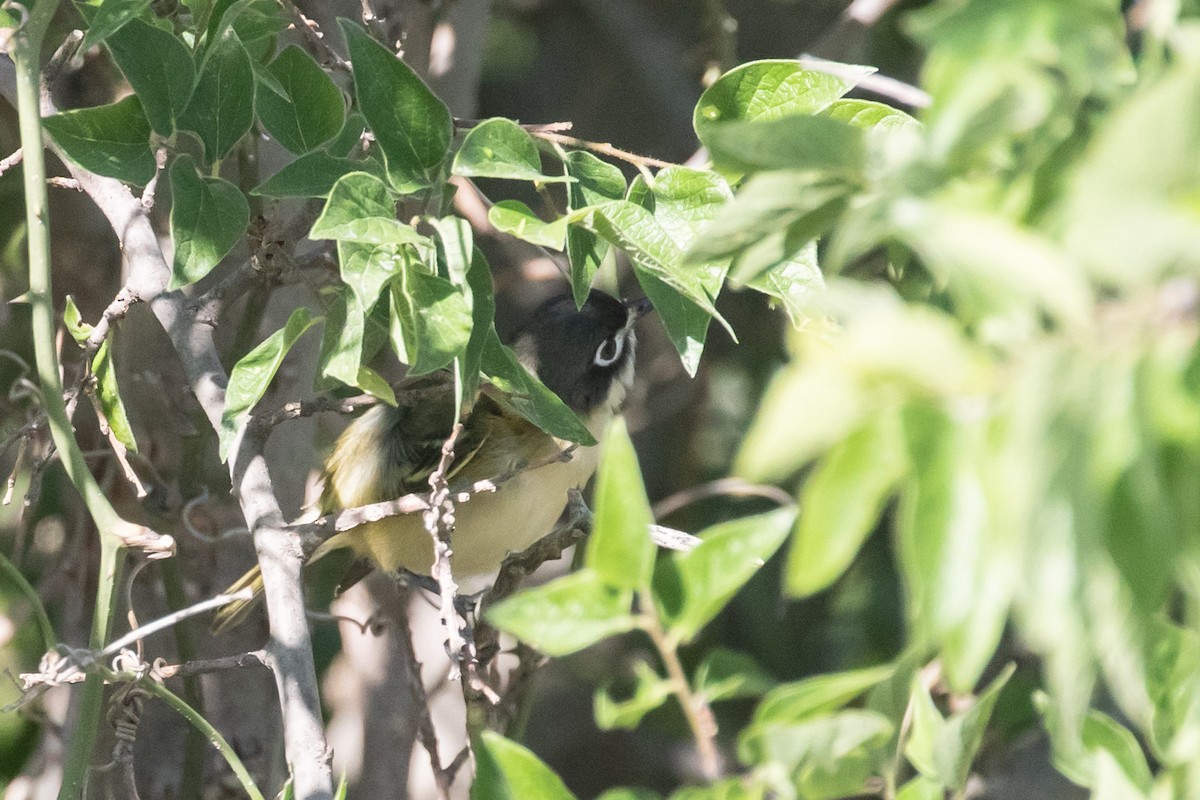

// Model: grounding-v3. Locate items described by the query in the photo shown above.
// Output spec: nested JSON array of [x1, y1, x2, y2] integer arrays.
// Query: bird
[[212, 289, 650, 632]]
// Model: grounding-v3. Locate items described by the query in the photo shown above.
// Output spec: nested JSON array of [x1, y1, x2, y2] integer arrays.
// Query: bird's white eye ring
[[594, 334, 624, 367]]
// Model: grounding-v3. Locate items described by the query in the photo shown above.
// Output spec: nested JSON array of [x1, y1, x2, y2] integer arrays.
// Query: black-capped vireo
[[213, 289, 650, 631]]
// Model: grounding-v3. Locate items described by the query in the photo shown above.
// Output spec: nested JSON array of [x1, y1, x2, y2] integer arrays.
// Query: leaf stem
[[637, 590, 721, 780]]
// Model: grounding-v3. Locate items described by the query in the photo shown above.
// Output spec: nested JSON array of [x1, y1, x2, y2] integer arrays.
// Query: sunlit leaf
[[472, 730, 576, 800], [107, 19, 195, 136], [257, 45, 345, 154], [594, 661, 673, 730], [178, 28, 254, 161], [219, 308, 319, 461], [586, 417, 655, 591], [480, 334, 595, 445], [486, 568, 636, 656], [453, 118, 571, 182], [654, 508, 796, 643]]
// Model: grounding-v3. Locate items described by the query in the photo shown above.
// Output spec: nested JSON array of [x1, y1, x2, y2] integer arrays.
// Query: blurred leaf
[[739, 709, 892, 799], [897, 403, 1012, 690], [453, 118, 571, 182], [701, 116, 864, 176], [1035, 692, 1154, 791], [340, 19, 452, 192], [1093, 750, 1150, 800], [178, 29, 254, 161], [257, 45, 345, 154], [388, 259, 472, 375], [486, 569, 635, 656], [480, 334, 596, 445], [80, 0, 150, 50], [694, 59, 872, 136], [895, 777, 943, 800], [788, 409, 907, 597], [690, 171, 853, 267], [669, 778, 767, 800], [564, 151, 625, 305], [586, 417, 654, 591], [93, 340, 137, 452], [169, 154, 250, 289], [1146, 621, 1200, 765], [894, 201, 1092, 327], [741, 241, 824, 327], [252, 152, 384, 198], [488, 200, 569, 249], [905, 664, 1015, 790], [106, 19, 194, 136], [594, 661, 674, 730], [43, 96, 156, 185], [596, 791, 660, 800], [654, 508, 796, 643], [751, 665, 893, 730], [219, 308, 318, 461], [472, 730, 575, 800], [694, 649, 776, 703]]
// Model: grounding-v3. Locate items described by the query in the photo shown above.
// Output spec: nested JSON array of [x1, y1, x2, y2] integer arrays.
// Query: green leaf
[[585, 417, 655, 590], [169, 155, 250, 288], [335, 239, 406, 316], [80, 0, 151, 50], [594, 661, 674, 730], [696, 652, 777, 700], [742, 241, 824, 327], [452, 118, 571, 182], [1145, 621, 1200, 765], [564, 151, 625, 305], [689, 171, 853, 267], [905, 664, 1015, 789], [106, 19, 195, 136], [701, 115, 865, 176], [596, 791, 660, 800], [316, 286, 393, 402], [895, 777, 943, 800], [178, 28, 255, 161], [311, 172, 429, 249], [488, 200, 570, 249], [739, 709, 892, 799], [654, 508, 796, 643], [751, 666, 894, 730], [219, 308, 318, 461], [823, 99, 920, 134], [646, 167, 734, 250], [256, 45, 345, 154], [340, 19, 452, 192], [1035, 692, 1154, 791], [694, 59, 873, 135], [472, 730, 576, 800], [670, 779, 767, 800], [431, 218, 491, 405], [480, 334, 596, 445], [252, 152, 383, 198], [634, 271, 716, 378], [788, 410, 907, 597], [389, 261, 472, 375], [42, 96, 155, 185], [63, 295, 93, 343], [693, 648, 776, 703], [93, 340, 137, 452], [486, 568, 636, 656]]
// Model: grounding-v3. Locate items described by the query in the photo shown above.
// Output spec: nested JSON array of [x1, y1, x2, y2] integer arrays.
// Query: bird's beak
[[624, 296, 653, 320]]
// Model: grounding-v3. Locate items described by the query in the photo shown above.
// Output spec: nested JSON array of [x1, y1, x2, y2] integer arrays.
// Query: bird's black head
[[515, 289, 650, 414]]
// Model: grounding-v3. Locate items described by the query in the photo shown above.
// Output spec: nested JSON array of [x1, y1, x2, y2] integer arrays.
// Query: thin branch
[[530, 129, 678, 171], [276, 0, 350, 72], [0, 146, 21, 176], [140, 147, 167, 210], [396, 596, 455, 800], [638, 590, 722, 780], [651, 477, 796, 519]]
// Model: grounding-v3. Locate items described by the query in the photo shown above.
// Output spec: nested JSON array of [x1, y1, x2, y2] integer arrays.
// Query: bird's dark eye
[[594, 335, 623, 367]]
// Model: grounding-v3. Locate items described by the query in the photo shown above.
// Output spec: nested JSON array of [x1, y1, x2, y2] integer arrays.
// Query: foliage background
[[5, 1, 1200, 799]]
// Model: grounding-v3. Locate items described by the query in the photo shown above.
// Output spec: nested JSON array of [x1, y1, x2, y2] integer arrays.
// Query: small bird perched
[[213, 289, 649, 631]]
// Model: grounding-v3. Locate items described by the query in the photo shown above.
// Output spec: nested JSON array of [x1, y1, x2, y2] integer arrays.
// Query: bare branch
[[277, 0, 350, 72]]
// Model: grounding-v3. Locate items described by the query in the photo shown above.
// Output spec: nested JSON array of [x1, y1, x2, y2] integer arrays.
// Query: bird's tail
[[211, 565, 265, 634]]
